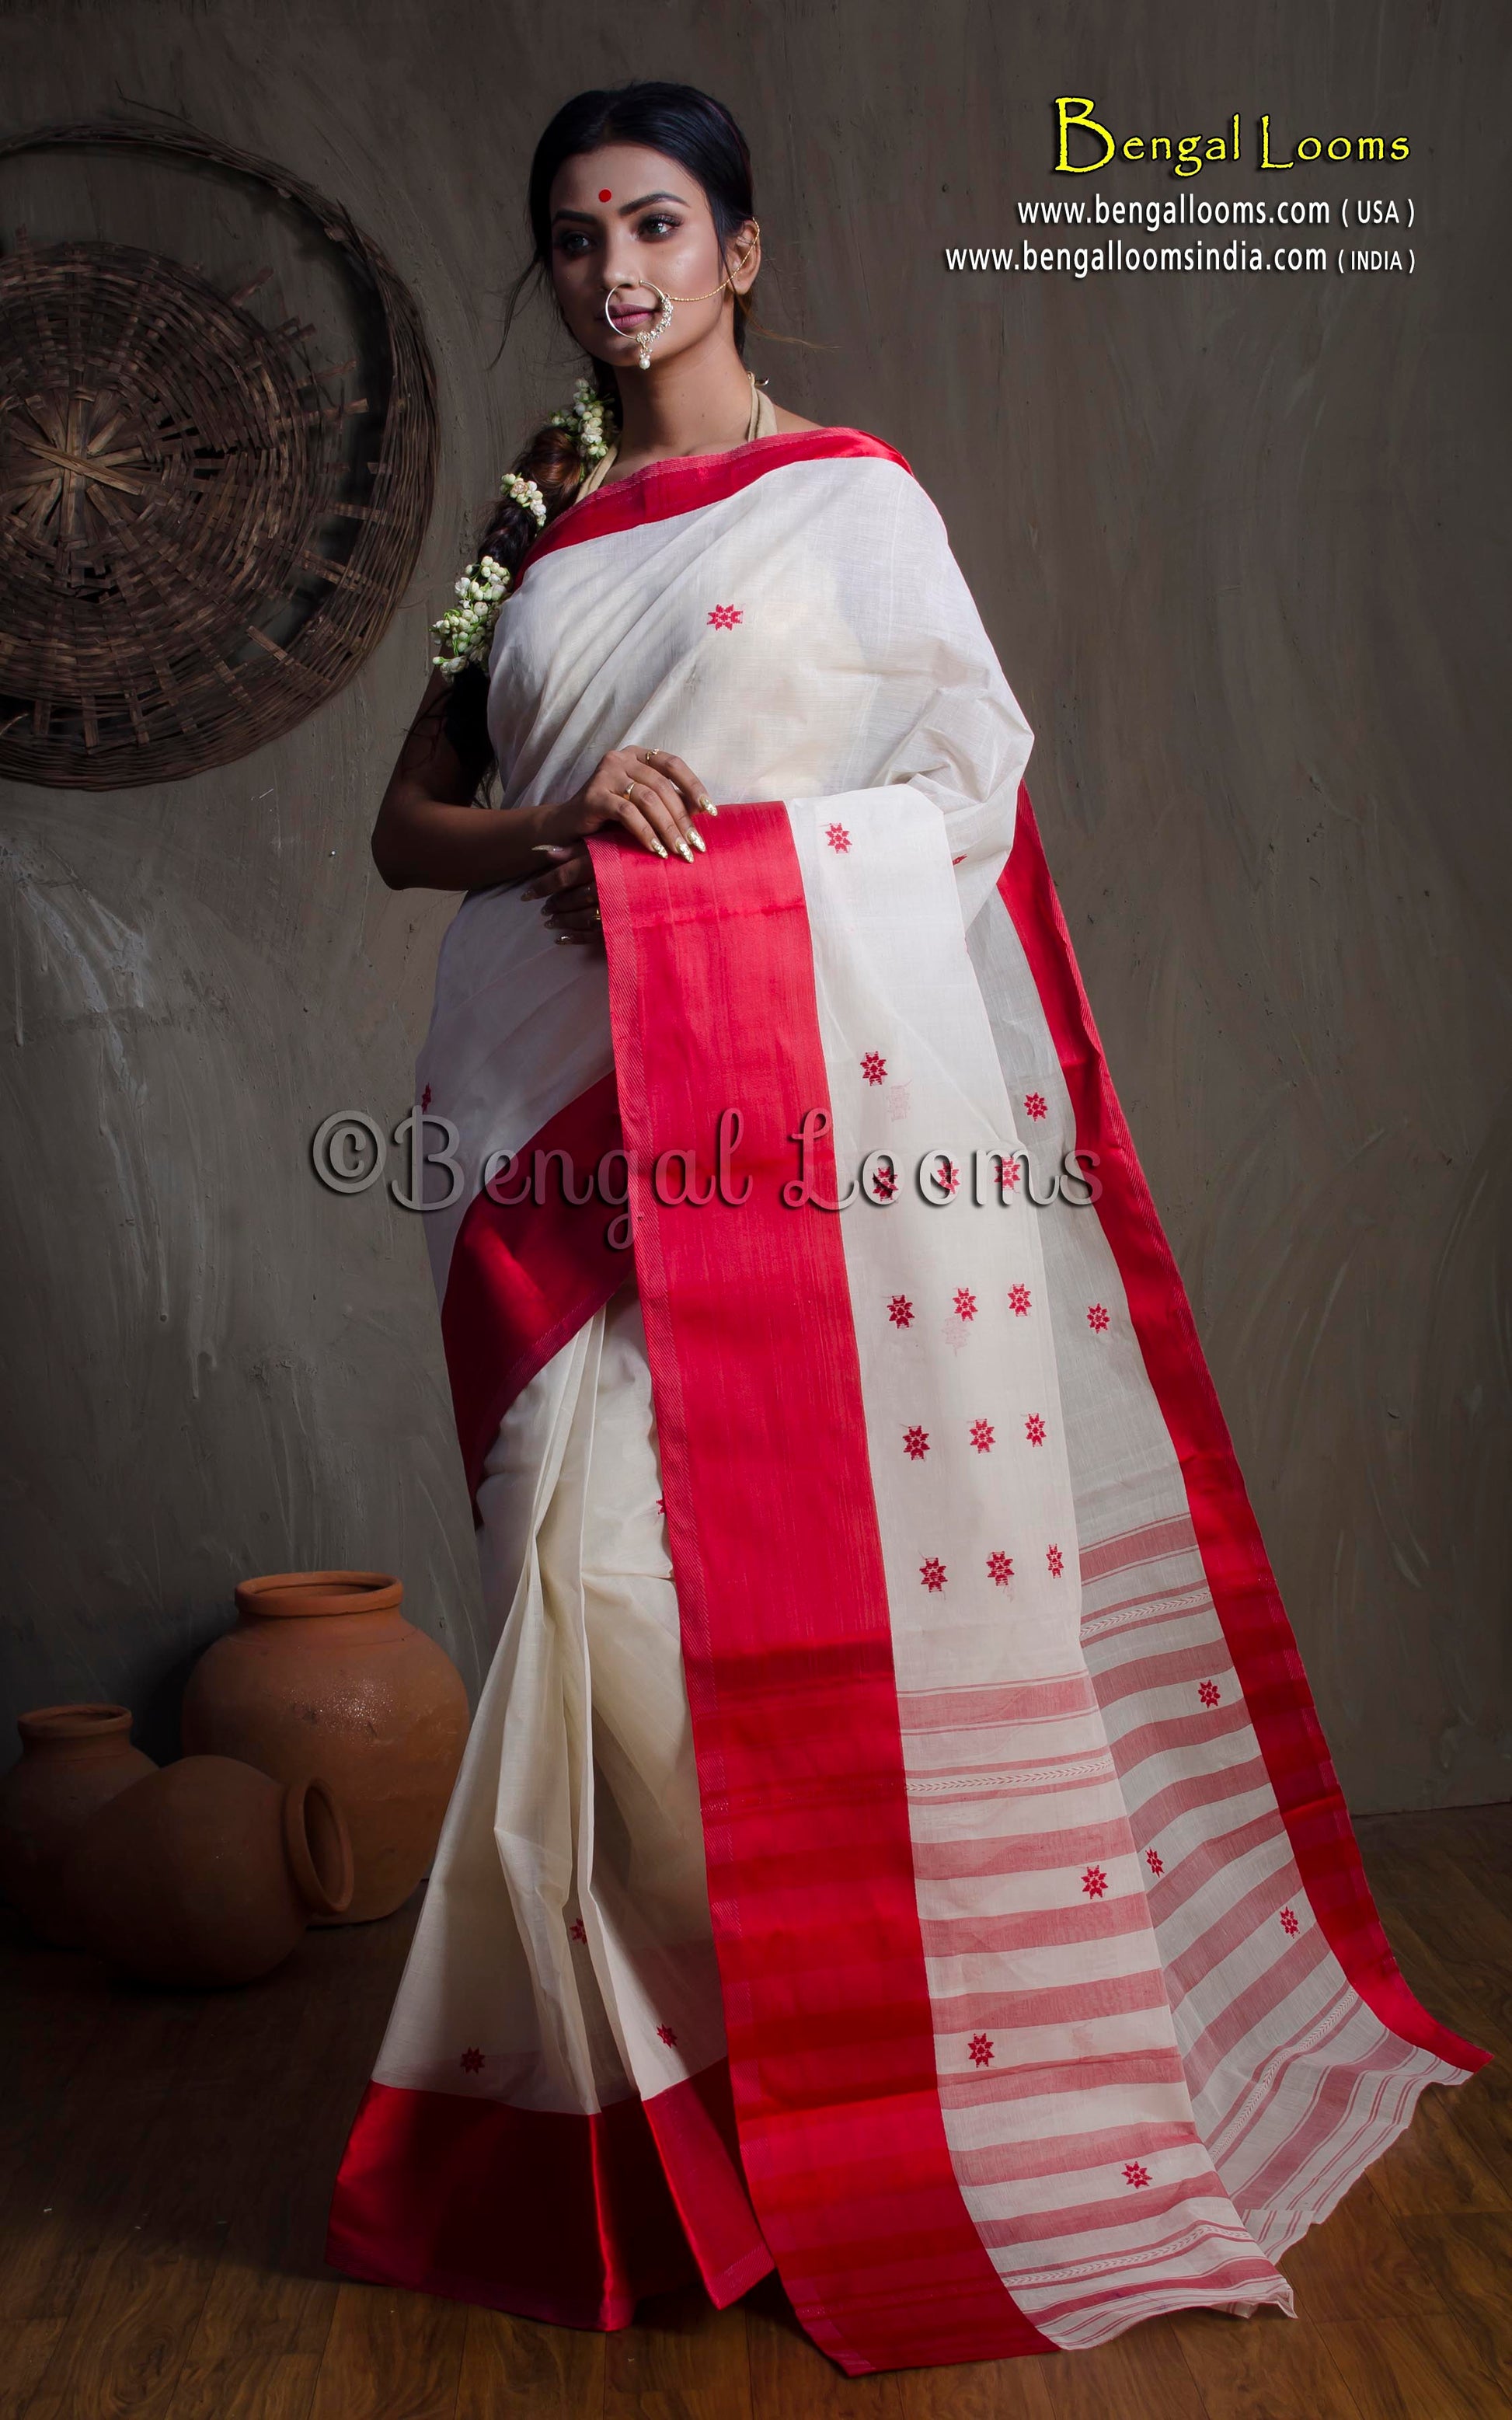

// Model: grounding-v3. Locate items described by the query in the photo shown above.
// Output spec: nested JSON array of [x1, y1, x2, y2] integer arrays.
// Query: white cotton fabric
[[378, 445, 1465, 2352]]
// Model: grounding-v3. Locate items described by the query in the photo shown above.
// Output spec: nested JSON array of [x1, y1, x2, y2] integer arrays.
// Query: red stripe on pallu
[[1093, 1640, 1249, 1707], [591, 805, 1049, 2377], [520, 428, 912, 577], [439, 1071, 625, 1519], [920, 1895, 1152, 1959], [973, 2169, 1241, 2252], [325, 2063, 770, 2328], [897, 1672, 1094, 1729], [933, 1972, 1173, 2034], [953, 2118, 1206, 2191], [939, 2049, 1189, 2110], [912, 1820, 1135, 1881], [1080, 1514, 1200, 1582], [999, 788, 1486, 2077]]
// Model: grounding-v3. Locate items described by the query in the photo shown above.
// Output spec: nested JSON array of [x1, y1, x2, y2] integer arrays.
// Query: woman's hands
[[522, 746, 717, 947], [369, 678, 720, 904]]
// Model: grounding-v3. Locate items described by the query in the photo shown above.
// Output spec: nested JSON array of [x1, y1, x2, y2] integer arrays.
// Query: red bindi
[[598, 188, 612, 202]]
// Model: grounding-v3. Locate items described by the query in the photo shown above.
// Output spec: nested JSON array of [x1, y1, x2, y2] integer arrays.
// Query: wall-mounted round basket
[[0, 120, 438, 789]]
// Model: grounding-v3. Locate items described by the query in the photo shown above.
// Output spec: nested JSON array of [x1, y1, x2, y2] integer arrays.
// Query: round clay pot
[[61, 1753, 353, 1986], [180, 1571, 469, 1923], [0, 1704, 157, 1945]]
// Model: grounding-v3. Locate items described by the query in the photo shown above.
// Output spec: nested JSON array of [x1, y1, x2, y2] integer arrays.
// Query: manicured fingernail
[[698, 796, 717, 814], [687, 828, 707, 853], [676, 840, 695, 863], [650, 839, 668, 858], [532, 844, 570, 856]]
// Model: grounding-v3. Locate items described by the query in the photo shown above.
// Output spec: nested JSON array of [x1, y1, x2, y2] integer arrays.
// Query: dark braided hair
[[443, 82, 758, 776]]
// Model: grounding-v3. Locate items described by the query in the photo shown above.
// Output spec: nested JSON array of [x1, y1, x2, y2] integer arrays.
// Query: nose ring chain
[[604, 233, 759, 370]]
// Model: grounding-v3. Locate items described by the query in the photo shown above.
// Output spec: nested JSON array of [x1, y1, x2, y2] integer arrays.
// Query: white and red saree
[[327, 429, 1485, 2375]]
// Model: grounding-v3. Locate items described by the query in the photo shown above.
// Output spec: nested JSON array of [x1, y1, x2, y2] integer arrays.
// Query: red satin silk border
[[440, 1069, 626, 1520], [999, 787, 1486, 2077], [326, 2063, 771, 2329], [521, 427, 912, 578], [591, 806, 1049, 2376]]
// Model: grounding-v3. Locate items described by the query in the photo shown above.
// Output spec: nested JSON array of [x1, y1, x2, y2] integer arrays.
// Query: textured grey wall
[[1, 0, 1507, 1808]]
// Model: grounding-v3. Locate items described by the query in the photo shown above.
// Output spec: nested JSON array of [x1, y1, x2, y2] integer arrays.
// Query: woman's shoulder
[[766, 404, 909, 470]]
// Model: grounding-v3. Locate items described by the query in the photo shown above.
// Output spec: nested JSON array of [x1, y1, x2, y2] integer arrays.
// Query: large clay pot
[[0, 1704, 156, 1945], [180, 1571, 469, 1923], [61, 1753, 353, 1986]]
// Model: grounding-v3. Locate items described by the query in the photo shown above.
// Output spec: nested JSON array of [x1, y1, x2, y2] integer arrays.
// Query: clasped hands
[[520, 745, 717, 949]]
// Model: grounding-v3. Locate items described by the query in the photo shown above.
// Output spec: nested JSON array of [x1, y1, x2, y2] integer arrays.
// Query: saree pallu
[[327, 429, 1485, 2376]]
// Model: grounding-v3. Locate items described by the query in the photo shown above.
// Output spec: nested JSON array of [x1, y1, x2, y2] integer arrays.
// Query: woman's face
[[546, 142, 758, 370]]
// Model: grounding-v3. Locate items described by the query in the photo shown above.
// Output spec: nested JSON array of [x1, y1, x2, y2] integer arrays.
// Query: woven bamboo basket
[[0, 120, 438, 788]]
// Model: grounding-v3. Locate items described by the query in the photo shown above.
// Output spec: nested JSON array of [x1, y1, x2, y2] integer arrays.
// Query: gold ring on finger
[[622, 781, 637, 801]]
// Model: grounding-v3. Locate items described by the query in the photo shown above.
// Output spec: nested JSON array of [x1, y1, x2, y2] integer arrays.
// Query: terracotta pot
[[0, 1704, 157, 1945], [61, 1754, 353, 1986], [180, 1571, 469, 1923]]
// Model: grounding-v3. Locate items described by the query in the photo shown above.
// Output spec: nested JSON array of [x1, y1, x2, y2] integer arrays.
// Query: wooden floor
[[2, 1803, 1509, 2420]]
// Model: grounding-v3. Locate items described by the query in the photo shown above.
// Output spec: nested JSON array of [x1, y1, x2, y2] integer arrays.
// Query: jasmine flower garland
[[548, 377, 611, 465], [431, 387, 615, 680], [431, 556, 512, 678], [499, 471, 547, 526]]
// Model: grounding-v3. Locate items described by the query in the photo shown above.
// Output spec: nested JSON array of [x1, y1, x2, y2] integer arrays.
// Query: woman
[[327, 81, 1483, 2378]]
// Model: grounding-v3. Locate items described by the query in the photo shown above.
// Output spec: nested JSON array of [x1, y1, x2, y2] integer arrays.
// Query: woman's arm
[[371, 672, 714, 903]]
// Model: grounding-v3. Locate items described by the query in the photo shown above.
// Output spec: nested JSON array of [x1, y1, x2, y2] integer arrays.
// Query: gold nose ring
[[604, 282, 672, 368]]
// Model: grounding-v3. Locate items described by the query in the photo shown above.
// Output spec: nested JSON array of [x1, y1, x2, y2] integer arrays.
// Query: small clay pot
[[181, 1571, 469, 1923], [0, 1704, 157, 1945], [61, 1753, 353, 1987]]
